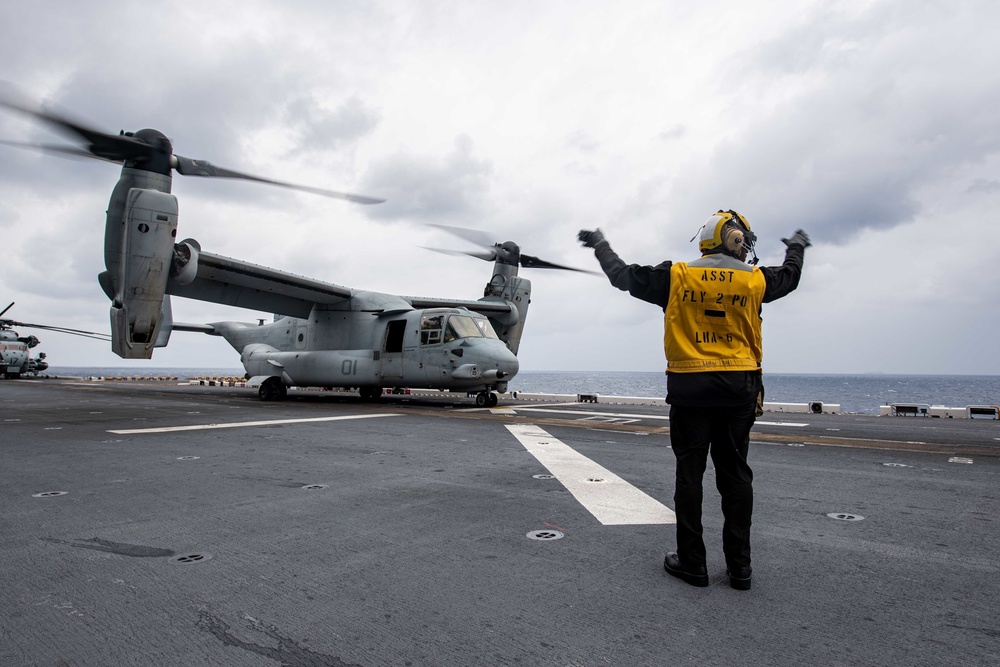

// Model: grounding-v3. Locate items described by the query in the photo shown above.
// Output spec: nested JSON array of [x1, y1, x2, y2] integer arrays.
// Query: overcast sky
[[2, 0, 998, 376]]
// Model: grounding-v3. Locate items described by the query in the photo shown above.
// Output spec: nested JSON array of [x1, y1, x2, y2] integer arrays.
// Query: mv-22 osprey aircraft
[[1, 94, 590, 405]]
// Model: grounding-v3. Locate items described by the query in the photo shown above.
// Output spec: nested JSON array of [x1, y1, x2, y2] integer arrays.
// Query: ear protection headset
[[692, 209, 758, 264], [721, 224, 745, 254]]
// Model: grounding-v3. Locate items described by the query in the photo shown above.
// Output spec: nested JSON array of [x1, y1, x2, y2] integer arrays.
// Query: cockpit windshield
[[422, 313, 501, 345], [444, 315, 483, 342], [473, 317, 499, 339]]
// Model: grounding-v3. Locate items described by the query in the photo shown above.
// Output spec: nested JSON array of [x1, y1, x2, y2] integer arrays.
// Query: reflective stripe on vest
[[664, 254, 766, 373]]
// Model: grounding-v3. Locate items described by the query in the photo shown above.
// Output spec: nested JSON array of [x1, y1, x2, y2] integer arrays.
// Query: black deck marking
[[197, 611, 363, 667], [41, 537, 175, 558]]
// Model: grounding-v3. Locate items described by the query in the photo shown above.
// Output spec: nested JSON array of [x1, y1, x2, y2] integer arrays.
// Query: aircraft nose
[[462, 339, 519, 380], [498, 344, 519, 378]]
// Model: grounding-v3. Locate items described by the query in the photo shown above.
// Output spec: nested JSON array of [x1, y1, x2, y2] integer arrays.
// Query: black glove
[[781, 229, 811, 248], [578, 229, 606, 248]]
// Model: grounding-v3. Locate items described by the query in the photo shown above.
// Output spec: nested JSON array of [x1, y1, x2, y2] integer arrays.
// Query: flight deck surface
[[2, 379, 999, 666]]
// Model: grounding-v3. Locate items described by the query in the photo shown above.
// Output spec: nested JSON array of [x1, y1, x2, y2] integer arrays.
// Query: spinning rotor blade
[[0, 139, 119, 162], [427, 224, 497, 248], [422, 246, 498, 262], [519, 253, 600, 274], [172, 155, 385, 204], [0, 89, 384, 204], [0, 319, 111, 342], [426, 223, 598, 274], [0, 94, 150, 163]]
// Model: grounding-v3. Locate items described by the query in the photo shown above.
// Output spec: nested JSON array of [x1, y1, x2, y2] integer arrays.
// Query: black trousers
[[668, 401, 756, 569]]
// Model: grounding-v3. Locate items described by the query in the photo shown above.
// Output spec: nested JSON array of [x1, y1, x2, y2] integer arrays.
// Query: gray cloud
[[659, 1, 1000, 244], [283, 94, 381, 155], [966, 179, 1000, 195], [359, 134, 494, 222]]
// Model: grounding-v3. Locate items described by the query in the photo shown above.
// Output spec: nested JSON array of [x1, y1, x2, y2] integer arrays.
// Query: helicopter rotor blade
[[422, 246, 498, 262], [0, 139, 122, 163], [425, 224, 598, 274], [1, 320, 111, 341], [1, 88, 385, 204], [172, 155, 385, 204], [519, 253, 601, 274], [426, 224, 498, 249], [0, 94, 151, 163], [0, 302, 13, 318]]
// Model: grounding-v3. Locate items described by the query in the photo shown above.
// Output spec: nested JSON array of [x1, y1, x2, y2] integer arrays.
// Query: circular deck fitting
[[584, 477, 608, 483], [532, 474, 555, 480], [168, 552, 214, 565], [527, 530, 564, 541], [177, 456, 200, 461], [826, 513, 864, 521], [301, 484, 328, 490], [882, 462, 910, 468], [32, 491, 67, 498]]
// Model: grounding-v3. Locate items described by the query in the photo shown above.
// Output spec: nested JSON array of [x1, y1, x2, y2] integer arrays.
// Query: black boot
[[727, 566, 752, 590], [664, 552, 709, 587]]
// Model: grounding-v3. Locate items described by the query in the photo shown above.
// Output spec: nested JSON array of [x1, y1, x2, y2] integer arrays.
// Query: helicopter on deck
[[0, 92, 590, 404], [0, 301, 110, 378], [0, 303, 39, 379]]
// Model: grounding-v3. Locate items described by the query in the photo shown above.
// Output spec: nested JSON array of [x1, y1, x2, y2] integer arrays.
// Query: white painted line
[[489, 407, 517, 415], [510, 407, 807, 428], [108, 413, 402, 434], [755, 421, 809, 428], [506, 424, 675, 526], [515, 407, 669, 421]]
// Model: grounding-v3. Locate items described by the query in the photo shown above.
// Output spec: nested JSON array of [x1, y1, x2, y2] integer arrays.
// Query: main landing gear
[[359, 386, 384, 401], [258, 377, 287, 401], [475, 391, 498, 408]]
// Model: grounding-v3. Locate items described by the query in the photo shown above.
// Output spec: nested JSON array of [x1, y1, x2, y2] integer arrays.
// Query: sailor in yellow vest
[[579, 211, 808, 590]]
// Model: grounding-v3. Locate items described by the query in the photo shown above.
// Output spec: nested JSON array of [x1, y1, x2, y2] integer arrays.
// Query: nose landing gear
[[475, 391, 498, 408]]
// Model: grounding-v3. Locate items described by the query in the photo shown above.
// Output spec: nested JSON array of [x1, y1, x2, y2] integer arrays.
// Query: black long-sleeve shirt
[[590, 241, 806, 406]]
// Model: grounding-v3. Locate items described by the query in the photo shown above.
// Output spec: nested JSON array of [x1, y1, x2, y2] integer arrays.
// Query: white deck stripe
[[506, 423, 675, 526], [108, 413, 402, 434], [511, 407, 807, 427], [517, 407, 671, 420]]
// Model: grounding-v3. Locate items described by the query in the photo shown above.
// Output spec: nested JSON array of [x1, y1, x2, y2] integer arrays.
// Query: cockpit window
[[420, 315, 443, 345], [422, 314, 499, 345], [473, 317, 499, 339], [444, 315, 484, 343]]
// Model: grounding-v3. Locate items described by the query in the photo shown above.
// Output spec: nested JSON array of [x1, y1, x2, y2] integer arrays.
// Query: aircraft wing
[[167, 250, 354, 318], [406, 296, 515, 316]]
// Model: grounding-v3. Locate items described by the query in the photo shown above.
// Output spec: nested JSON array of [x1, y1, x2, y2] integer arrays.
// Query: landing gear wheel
[[475, 392, 489, 408], [359, 387, 383, 401], [487, 392, 498, 407], [258, 377, 285, 401]]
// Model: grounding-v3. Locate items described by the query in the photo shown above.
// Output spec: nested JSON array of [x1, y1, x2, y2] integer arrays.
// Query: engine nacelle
[[110, 188, 178, 358], [170, 239, 200, 285]]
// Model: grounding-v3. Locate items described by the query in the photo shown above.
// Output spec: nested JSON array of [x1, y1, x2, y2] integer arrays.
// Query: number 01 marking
[[341, 360, 358, 375]]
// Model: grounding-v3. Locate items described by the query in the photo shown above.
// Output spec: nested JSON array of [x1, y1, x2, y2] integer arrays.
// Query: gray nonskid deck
[[2, 379, 998, 666]]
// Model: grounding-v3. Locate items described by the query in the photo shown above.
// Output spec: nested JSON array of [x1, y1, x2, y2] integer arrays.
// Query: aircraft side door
[[380, 319, 407, 381], [417, 314, 451, 385]]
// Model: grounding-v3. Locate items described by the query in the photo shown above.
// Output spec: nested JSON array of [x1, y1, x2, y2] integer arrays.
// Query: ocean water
[[46, 367, 1000, 415], [509, 371, 1000, 415]]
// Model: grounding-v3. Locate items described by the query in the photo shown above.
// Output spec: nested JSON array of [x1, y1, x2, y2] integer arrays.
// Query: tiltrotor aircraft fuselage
[[1, 96, 585, 405]]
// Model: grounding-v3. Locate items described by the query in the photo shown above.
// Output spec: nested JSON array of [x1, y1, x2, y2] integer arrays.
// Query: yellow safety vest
[[664, 254, 766, 373]]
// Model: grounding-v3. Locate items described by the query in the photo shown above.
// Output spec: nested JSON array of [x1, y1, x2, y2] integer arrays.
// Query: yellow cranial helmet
[[695, 210, 757, 263]]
